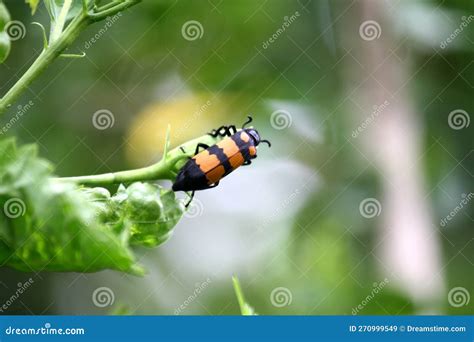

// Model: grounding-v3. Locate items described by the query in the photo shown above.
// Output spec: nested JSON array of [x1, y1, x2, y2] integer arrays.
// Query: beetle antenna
[[242, 115, 253, 129], [260, 139, 272, 147]]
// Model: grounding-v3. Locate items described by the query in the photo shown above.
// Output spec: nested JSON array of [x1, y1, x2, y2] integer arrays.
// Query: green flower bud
[[0, 2, 10, 32], [122, 182, 184, 247], [0, 31, 10, 63]]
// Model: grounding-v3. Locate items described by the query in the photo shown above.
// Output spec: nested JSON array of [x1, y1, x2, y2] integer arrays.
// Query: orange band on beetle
[[206, 165, 225, 184], [194, 150, 221, 173], [217, 138, 240, 158], [229, 152, 245, 169], [249, 146, 257, 157]]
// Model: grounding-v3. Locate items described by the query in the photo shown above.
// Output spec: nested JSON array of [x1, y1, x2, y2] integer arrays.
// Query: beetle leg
[[195, 143, 210, 155], [208, 126, 227, 137], [243, 160, 252, 166], [228, 125, 237, 135], [208, 125, 235, 138], [185, 191, 195, 208]]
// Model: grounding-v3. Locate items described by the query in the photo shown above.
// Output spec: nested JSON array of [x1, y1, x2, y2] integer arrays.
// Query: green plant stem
[[55, 132, 221, 187], [232, 276, 247, 314], [89, 0, 141, 22], [55, 155, 186, 187], [0, 0, 142, 117], [0, 14, 89, 116]]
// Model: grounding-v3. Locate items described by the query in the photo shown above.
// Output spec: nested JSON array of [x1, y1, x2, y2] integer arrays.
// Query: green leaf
[[0, 138, 143, 274], [45, 0, 90, 21], [25, 0, 41, 14], [0, 31, 10, 63], [0, 1, 11, 31], [0, 137, 186, 275], [232, 276, 257, 315], [0, 1, 10, 63], [82, 182, 184, 248]]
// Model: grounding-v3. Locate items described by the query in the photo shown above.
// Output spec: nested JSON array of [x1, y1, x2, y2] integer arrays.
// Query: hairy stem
[[55, 133, 221, 187], [0, 14, 89, 116], [55, 155, 186, 186], [0, 0, 142, 117]]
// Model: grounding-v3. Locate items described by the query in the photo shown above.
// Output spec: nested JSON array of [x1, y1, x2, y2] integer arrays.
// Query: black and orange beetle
[[172, 116, 271, 205]]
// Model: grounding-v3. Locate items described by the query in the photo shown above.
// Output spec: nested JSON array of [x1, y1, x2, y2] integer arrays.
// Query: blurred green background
[[0, 0, 472, 315]]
